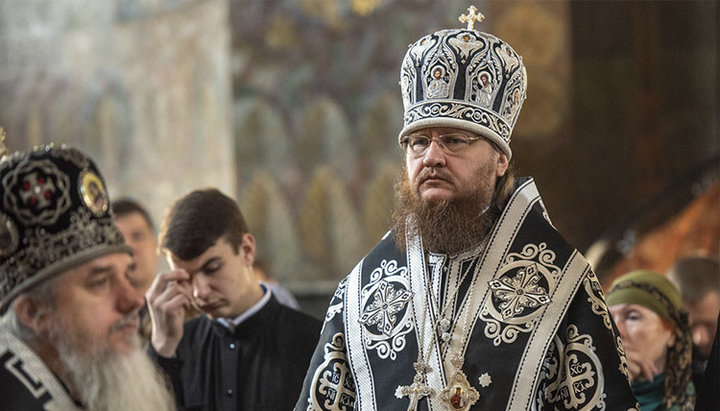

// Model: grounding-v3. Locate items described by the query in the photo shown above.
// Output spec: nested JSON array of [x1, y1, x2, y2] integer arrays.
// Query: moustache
[[417, 168, 453, 185], [108, 314, 140, 334]]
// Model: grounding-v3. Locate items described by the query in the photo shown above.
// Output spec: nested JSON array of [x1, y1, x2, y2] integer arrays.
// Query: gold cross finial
[[459, 5, 484, 30], [0, 127, 7, 158]]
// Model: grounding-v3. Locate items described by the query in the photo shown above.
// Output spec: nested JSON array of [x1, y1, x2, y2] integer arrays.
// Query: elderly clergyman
[[296, 6, 638, 411], [0, 144, 175, 410]]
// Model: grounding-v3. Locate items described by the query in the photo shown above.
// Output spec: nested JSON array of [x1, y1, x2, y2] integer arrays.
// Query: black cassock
[[152, 295, 321, 411]]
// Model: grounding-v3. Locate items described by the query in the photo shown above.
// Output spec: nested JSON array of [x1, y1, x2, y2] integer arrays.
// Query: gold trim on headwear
[[0, 212, 19, 258], [79, 170, 109, 215], [459, 6, 484, 30], [0, 127, 7, 159]]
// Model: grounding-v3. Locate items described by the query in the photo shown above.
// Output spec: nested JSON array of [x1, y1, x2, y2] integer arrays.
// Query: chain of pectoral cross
[[397, 254, 479, 411], [431, 254, 478, 348], [398, 275, 439, 410]]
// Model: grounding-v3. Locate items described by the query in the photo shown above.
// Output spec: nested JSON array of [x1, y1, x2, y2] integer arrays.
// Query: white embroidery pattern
[[358, 259, 413, 360], [540, 325, 606, 411], [615, 335, 630, 378], [489, 262, 551, 320], [482, 243, 561, 346], [583, 273, 613, 331], [325, 278, 348, 323], [581, 273, 630, 378], [307, 333, 356, 411]]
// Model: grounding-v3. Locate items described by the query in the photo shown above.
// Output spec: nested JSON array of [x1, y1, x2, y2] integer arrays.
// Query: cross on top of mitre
[[459, 5, 485, 30]]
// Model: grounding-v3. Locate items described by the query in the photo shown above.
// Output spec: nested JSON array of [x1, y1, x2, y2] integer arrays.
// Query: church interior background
[[1, 0, 717, 318]]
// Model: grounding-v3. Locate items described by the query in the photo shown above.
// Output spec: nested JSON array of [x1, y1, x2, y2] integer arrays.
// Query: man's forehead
[[412, 126, 476, 134], [63, 253, 133, 279], [167, 241, 225, 271], [166, 232, 248, 269], [116, 212, 153, 230]]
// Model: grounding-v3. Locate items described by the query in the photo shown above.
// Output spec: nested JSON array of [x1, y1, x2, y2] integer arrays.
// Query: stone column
[[0, 0, 235, 223]]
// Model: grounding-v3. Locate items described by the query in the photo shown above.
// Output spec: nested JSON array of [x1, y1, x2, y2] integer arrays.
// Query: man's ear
[[240, 233, 256, 266], [496, 153, 509, 177], [13, 295, 51, 335]]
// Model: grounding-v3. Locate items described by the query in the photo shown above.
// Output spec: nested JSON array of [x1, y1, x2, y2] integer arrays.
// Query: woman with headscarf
[[607, 270, 696, 410]]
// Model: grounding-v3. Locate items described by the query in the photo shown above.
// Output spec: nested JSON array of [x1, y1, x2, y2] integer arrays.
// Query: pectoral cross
[[396, 361, 435, 411], [459, 6, 485, 30]]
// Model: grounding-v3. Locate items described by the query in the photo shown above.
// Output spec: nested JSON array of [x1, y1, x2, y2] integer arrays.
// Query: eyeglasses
[[399, 132, 483, 156]]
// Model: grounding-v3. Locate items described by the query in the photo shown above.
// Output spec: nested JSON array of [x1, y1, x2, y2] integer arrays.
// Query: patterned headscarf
[[606, 270, 695, 410]]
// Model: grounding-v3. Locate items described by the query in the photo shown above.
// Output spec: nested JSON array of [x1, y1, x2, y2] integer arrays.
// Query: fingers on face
[[147, 270, 193, 310], [147, 270, 191, 300], [164, 292, 192, 313]]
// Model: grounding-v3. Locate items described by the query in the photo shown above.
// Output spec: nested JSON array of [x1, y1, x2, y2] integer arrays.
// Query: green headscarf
[[607, 270, 695, 410], [606, 270, 682, 326]]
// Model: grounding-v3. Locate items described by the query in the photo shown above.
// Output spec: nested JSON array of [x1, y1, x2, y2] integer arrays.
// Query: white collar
[[216, 283, 271, 331]]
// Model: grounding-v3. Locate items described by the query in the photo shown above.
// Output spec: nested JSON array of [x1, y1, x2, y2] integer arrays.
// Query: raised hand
[[146, 269, 194, 357]]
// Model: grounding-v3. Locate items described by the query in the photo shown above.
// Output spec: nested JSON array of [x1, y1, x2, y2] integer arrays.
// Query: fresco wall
[[0, 0, 235, 226], [229, 1, 574, 307], [0, 0, 717, 317]]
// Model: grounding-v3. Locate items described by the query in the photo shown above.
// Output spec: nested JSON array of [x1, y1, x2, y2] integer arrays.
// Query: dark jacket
[[151, 295, 321, 411]]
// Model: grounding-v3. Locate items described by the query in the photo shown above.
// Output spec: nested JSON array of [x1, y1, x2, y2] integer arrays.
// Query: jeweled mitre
[[399, 27, 527, 160]]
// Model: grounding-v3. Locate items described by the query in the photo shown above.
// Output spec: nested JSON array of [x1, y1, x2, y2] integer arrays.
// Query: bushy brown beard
[[391, 165, 500, 255]]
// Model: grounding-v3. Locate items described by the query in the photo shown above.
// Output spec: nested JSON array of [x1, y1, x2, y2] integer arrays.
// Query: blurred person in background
[[253, 257, 300, 310], [608, 270, 695, 410], [113, 198, 159, 340], [667, 256, 720, 386], [113, 198, 159, 296], [694, 310, 719, 410]]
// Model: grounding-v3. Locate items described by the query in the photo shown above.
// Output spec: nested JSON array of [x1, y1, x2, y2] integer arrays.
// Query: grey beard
[[50, 323, 176, 411]]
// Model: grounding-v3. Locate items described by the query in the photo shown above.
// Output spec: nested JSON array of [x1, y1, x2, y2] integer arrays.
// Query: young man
[[296, 7, 638, 410], [146, 188, 321, 410], [0, 145, 175, 410]]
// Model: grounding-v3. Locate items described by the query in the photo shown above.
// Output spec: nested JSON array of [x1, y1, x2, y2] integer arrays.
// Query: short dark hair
[[112, 198, 155, 231], [160, 188, 248, 260], [667, 256, 720, 303]]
